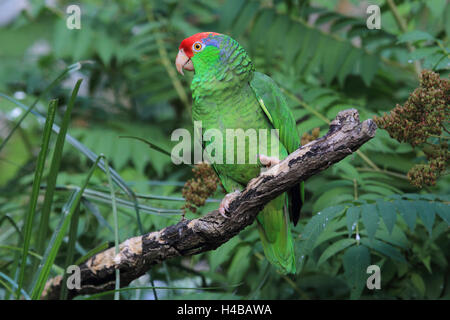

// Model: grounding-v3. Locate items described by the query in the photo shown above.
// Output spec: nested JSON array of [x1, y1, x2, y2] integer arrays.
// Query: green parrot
[[176, 32, 304, 274]]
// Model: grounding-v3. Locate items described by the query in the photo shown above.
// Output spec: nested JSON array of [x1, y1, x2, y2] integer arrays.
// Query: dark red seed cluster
[[374, 70, 449, 187], [181, 162, 221, 214]]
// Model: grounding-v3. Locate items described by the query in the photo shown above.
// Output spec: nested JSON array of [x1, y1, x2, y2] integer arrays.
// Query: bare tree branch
[[42, 108, 377, 300]]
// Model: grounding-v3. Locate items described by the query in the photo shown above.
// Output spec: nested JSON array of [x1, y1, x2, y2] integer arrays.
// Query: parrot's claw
[[219, 209, 229, 219], [219, 190, 241, 218], [259, 154, 280, 168]]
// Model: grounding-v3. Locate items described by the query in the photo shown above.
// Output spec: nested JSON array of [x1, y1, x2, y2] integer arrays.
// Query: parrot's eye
[[192, 41, 204, 52]]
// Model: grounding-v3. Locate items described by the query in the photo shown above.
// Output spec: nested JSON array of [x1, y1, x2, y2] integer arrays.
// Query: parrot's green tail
[[256, 194, 296, 274]]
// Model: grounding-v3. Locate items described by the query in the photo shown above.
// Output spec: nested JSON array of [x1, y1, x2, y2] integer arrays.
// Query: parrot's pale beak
[[175, 49, 194, 76]]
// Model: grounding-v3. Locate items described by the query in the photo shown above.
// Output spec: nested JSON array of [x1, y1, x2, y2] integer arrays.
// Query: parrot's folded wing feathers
[[250, 72, 304, 225]]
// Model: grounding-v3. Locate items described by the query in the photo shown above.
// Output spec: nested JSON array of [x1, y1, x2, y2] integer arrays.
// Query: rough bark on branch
[[42, 108, 377, 300]]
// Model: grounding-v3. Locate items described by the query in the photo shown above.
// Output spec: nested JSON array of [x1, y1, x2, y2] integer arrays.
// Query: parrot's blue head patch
[[202, 35, 221, 48]]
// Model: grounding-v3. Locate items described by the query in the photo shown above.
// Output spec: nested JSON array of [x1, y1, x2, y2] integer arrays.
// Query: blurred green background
[[0, 0, 449, 300]]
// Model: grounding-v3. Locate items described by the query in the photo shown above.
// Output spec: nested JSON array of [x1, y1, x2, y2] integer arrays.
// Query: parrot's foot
[[259, 154, 280, 168], [219, 190, 240, 218]]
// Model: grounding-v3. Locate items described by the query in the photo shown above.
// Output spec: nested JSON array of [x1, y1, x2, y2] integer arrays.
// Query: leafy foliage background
[[0, 0, 449, 300]]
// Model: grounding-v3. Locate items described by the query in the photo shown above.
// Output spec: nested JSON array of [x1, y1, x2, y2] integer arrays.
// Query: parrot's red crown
[[179, 32, 220, 58]]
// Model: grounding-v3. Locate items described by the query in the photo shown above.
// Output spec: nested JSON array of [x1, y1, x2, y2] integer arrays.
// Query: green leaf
[[408, 47, 440, 61], [209, 236, 240, 272], [303, 34, 327, 75], [416, 200, 435, 237], [250, 9, 275, 49], [425, 0, 447, 19], [362, 185, 395, 197], [359, 54, 379, 86], [227, 245, 252, 284], [16, 100, 57, 299], [296, 29, 321, 73], [104, 157, 121, 300], [331, 17, 360, 32], [0, 272, 31, 300], [375, 225, 408, 249], [302, 86, 335, 104], [376, 200, 397, 234], [335, 160, 361, 181], [31, 156, 102, 300], [97, 34, 115, 65], [219, 0, 246, 31], [231, 1, 259, 36], [338, 47, 362, 86], [421, 255, 432, 274], [317, 238, 356, 266], [431, 221, 449, 241], [410, 273, 426, 297], [285, 24, 305, 65], [424, 273, 445, 299], [434, 202, 450, 224], [314, 231, 348, 250], [298, 205, 344, 254], [73, 24, 93, 61], [1, 92, 143, 234], [113, 138, 131, 170], [395, 200, 417, 231], [313, 187, 353, 212], [446, 3, 450, 39], [265, 15, 290, 64], [361, 238, 406, 263], [322, 42, 351, 85], [35, 79, 82, 262], [315, 11, 339, 25], [360, 204, 379, 241], [397, 30, 435, 43], [343, 245, 370, 299], [0, 64, 75, 152], [314, 94, 340, 111], [346, 206, 360, 237]]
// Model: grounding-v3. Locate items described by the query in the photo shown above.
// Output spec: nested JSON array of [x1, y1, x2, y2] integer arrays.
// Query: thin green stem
[[0, 245, 64, 274], [282, 88, 330, 124], [104, 157, 120, 301], [356, 167, 408, 180]]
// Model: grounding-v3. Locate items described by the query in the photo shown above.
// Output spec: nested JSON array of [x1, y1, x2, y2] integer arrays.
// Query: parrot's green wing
[[250, 72, 304, 225]]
